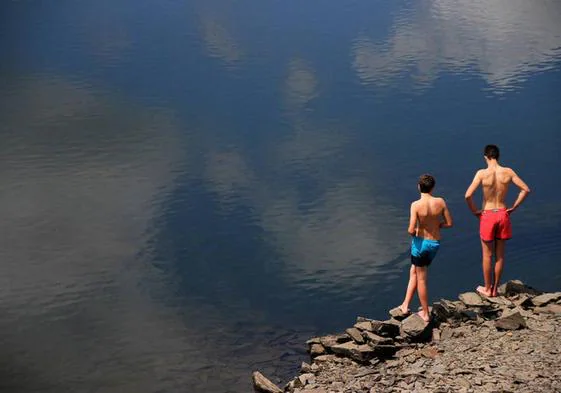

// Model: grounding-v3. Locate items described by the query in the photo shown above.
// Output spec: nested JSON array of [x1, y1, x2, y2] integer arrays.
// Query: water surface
[[1, 0, 560, 391]]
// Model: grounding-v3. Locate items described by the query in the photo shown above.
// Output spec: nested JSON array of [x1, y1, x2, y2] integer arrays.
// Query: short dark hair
[[418, 174, 435, 193], [484, 144, 500, 160]]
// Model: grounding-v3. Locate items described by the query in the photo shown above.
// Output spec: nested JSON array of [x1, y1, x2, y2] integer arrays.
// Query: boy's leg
[[415, 266, 430, 322], [492, 240, 506, 296], [400, 264, 416, 313], [477, 240, 494, 297]]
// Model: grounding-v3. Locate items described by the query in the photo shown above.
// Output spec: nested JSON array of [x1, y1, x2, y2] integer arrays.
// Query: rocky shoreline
[[252, 280, 561, 393]]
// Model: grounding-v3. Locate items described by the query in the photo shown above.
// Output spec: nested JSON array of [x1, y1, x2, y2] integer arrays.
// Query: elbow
[[464, 194, 471, 200], [525, 187, 531, 194]]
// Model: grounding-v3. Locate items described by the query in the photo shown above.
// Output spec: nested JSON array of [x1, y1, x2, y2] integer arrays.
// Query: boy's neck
[[420, 192, 432, 199], [486, 158, 499, 168]]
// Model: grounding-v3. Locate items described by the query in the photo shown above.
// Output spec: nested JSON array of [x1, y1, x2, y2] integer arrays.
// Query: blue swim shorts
[[411, 236, 440, 267]]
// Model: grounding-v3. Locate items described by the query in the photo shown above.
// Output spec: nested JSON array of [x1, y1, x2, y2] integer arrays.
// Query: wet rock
[[495, 310, 527, 330], [401, 314, 430, 338], [252, 371, 283, 393], [531, 292, 561, 307], [459, 292, 487, 307], [345, 327, 365, 344]]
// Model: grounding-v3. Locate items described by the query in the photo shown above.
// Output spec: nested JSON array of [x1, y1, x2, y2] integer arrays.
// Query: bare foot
[[399, 304, 411, 315], [476, 285, 493, 297], [491, 285, 499, 297], [416, 310, 430, 323]]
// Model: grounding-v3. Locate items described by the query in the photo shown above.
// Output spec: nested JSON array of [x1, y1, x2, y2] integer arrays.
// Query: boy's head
[[484, 144, 500, 161], [418, 174, 435, 194]]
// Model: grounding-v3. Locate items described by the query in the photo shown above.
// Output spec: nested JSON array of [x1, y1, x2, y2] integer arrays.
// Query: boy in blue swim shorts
[[399, 174, 453, 322]]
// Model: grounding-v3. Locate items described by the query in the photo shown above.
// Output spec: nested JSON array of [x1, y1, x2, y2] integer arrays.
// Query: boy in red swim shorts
[[465, 145, 531, 297]]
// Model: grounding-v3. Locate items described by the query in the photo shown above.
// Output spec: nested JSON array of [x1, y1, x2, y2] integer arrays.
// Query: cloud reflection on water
[[353, 0, 561, 91]]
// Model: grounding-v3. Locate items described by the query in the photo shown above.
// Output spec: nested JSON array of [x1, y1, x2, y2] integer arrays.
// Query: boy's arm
[[407, 203, 417, 236], [440, 199, 453, 228], [464, 171, 482, 216], [507, 169, 531, 213]]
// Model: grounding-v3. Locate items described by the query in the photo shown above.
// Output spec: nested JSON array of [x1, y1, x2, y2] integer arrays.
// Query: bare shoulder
[[434, 197, 448, 208]]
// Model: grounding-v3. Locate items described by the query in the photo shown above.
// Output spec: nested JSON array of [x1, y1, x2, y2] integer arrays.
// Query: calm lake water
[[1, 0, 560, 391]]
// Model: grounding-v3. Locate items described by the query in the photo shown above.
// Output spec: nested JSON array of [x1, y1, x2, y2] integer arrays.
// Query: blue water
[[1, 0, 560, 391]]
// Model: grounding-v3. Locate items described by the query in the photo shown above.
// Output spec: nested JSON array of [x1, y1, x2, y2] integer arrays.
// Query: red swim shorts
[[480, 208, 512, 241]]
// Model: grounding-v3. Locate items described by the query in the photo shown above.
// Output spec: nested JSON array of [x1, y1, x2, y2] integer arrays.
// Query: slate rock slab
[[495, 311, 527, 330], [389, 306, 411, 321], [531, 292, 561, 307], [401, 314, 430, 338], [346, 327, 365, 344], [500, 280, 542, 297], [252, 371, 283, 393], [331, 341, 375, 363], [459, 292, 488, 307]]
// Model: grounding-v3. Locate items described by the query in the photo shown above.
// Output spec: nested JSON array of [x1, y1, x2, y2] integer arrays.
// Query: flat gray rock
[[363, 331, 393, 345], [310, 343, 325, 357], [401, 314, 429, 338], [495, 311, 527, 330], [354, 321, 373, 331], [459, 292, 487, 307], [389, 306, 411, 321], [371, 320, 401, 337], [345, 327, 365, 344], [331, 341, 375, 363], [531, 292, 561, 307]]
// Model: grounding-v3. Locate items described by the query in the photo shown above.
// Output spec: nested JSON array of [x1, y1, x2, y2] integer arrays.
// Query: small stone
[[300, 362, 312, 373], [495, 311, 527, 330], [432, 328, 441, 342], [441, 326, 453, 340], [459, 292, 488, 307], [345, 327, 365, 344]]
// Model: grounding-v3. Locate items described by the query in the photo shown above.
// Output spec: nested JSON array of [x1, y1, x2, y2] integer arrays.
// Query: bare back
[[465, 160, 530, 215], [411, 196, 447, 240], [479, 165, 512, 210]]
